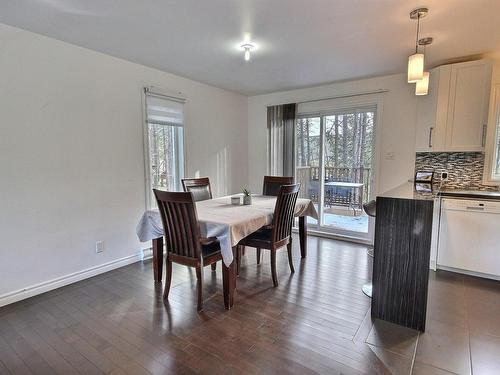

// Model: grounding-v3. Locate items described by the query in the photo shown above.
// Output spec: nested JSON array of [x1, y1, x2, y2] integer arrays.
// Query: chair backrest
[[271, 184, 300, 243], [153, 189, 202, 259], [263, 176, 294, 196], [182, 177, 212, 202]]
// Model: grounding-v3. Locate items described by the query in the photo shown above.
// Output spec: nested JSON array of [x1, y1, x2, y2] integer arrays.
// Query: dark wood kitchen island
[[371, 182, 435, 332]]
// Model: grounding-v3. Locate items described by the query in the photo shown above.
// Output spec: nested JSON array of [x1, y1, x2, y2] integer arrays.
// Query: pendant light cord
[[415, 14, 420, 53]]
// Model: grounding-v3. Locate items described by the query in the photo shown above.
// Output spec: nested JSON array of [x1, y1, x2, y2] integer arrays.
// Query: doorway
[[295, 104, 378, 241]]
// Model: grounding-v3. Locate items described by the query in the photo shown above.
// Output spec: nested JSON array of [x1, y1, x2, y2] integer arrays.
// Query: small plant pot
[[243, 195, 252, 205]]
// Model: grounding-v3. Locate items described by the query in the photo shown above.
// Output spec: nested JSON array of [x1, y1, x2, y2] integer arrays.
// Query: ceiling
[[1, 0, 499, 95]]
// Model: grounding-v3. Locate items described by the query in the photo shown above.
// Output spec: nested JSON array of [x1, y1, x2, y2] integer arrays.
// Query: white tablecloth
[[136, 195, 318, 266]]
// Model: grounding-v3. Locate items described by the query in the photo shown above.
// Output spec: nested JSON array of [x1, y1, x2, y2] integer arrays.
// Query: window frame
[[142, 87, 187, 209], [294, 93, 384, 243], [483, 83, 500, 185]]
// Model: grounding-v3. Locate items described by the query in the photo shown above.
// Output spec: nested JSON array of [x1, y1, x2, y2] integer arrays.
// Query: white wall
[[0, 23, 248, 304], [247, 74, 418, 195]]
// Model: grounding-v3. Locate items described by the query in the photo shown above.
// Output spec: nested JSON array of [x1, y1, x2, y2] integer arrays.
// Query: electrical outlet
[[95, 241, 104, 254]]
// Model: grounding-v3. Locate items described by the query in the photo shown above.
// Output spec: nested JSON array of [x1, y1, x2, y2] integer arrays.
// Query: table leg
[[222, 247, 237, 309], [360, 186, 365, 212], [299, 216, 307, 258], [152, 237, 163, 283]]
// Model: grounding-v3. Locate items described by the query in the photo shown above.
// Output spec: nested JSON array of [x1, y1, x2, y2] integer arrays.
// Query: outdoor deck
[[296, 166, 371, 234], [306, 204, 369, 233]]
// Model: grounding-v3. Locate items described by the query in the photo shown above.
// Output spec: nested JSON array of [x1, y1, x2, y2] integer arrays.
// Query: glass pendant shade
[[407, 53, 424, 83], [415, 72, 430, 95]]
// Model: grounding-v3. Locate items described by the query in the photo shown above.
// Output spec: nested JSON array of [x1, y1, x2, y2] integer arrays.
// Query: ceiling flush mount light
[[241, 43, 255, 61], [407, 8, 428, 83]]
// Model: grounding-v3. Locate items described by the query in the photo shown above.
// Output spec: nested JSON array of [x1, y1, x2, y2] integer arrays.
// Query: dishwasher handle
[[466, 206, 485, 211]]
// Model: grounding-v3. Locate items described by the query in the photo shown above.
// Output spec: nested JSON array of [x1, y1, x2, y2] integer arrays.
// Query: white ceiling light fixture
[[407, 8, 428, 83], [241, 42, 255, 62]]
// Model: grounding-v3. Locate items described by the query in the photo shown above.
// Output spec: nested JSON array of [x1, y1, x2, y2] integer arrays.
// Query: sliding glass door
[[295, 106, 376, 241], [295, 116, 321, 228]]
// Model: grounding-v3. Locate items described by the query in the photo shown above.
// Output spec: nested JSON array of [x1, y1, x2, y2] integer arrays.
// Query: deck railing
[[296, 166, 371, 206]]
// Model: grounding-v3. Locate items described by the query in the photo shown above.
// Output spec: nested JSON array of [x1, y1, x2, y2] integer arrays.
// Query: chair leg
[[196, 267, 203, 311], [163, 259, 172, 299], [211, 262, 217, 271], [270, 251, 278, 287], [287, 243, 295, 274], [256, 248, 261, 265]]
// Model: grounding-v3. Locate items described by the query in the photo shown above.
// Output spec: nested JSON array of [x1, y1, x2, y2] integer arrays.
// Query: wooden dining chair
[[153, 189, 222, 311], [262, 175, 294, 196], [182, 177, 212, 202], [238, 184, 300, 287], [251, 175, 295, 264], [181, 177, 219, 271]]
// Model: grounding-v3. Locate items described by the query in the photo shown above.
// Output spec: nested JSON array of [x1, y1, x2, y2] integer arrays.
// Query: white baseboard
[[293, 227, 373, 246], [141, 244, 167, 260], [0, 251, 145, 307], [142, 247, 153, 260]]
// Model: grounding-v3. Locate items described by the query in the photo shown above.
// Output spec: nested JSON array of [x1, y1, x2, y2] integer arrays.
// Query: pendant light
[[407, 8, 428, 83], [415, 38, 433, 95], [415, 71, 430, 95]]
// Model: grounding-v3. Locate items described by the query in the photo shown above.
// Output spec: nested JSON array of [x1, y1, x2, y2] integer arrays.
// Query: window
[[484, 83, 500, 184], [144, 88, 185, 208], [491, 87, 500, 180], [493, 115, 500, 179]]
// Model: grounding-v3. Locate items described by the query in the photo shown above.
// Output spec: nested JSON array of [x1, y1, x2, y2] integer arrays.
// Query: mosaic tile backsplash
[[415, 152, 497, 191]]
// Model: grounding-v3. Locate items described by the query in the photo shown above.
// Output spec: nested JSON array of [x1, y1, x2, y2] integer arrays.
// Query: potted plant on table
[[242, 188, 252, 205]]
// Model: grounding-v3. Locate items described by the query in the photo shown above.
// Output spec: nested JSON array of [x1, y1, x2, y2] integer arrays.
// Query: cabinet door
[[445, 60, 492, 151], [415, 66, 450, 152]]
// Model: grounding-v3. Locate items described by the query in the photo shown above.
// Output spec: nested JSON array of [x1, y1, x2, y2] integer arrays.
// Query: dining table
[[136, 194, 318, 309]]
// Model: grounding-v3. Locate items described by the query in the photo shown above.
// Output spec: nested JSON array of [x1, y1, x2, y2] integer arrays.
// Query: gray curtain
[[267, 103, 297, 177]]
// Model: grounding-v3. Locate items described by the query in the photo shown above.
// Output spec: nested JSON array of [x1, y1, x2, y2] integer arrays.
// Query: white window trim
[[142, 87, 187, 210], [483, 83, 500, 186]]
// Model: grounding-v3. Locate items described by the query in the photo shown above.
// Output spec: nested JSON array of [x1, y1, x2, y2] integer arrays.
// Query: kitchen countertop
[[439, 189, 500, 200], [379, 182, 500, 201], [379, 182, 435, 201]]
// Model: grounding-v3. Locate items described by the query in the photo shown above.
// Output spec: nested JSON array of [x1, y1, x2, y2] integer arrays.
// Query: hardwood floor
[[1, 235, 500, 374]]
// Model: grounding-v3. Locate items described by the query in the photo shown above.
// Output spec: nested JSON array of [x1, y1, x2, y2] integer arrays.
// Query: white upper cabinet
[[415, 65, 450, 152], [445, 60, 492, 151], [415, 60, 492, 152]]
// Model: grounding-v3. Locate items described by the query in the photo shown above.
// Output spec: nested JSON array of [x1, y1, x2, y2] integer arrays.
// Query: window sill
[[481, 178, 500, 187]]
